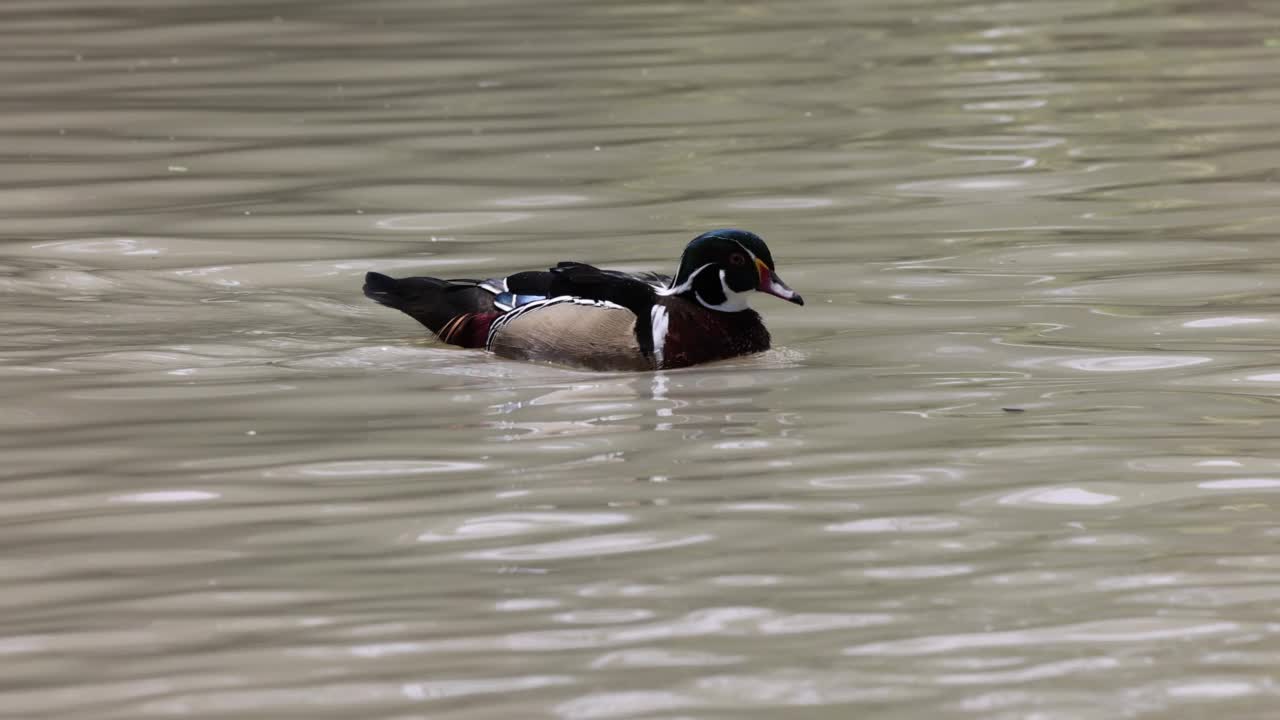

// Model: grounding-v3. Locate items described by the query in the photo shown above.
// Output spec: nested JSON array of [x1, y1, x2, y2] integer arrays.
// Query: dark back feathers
[[363, 272, 497, 335]]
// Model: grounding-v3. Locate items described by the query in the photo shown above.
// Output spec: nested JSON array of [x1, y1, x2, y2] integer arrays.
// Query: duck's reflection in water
[[482, 357, 805, 451]]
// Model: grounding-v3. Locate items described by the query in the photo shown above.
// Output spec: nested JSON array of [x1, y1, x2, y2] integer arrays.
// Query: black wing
[[504, 262, 661, 359], [504, 265, 666, 296]]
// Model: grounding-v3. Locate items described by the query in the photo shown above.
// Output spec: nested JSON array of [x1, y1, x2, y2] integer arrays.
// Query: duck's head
[[662, 229, 804, 312]]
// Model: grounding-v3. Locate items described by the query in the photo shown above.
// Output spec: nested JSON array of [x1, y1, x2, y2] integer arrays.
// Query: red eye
[[730, 254, 746, 266]]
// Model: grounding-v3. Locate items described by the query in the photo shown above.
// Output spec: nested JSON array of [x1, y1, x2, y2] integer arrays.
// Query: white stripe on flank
[[649, 304, 669, 368]]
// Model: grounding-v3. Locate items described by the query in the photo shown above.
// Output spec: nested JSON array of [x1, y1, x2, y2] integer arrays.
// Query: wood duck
[[362, 229, 803, 371]]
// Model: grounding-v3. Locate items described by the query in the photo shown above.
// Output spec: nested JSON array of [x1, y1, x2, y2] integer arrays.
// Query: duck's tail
[[362, 272, 499, 348]]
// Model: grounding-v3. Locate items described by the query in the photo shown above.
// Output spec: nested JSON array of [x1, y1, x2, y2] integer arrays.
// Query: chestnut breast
[[656, 296, 771, 369]]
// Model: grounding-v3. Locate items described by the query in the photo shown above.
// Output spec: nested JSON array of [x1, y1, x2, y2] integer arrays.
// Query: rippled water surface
[[7, 0, 1280, 717]]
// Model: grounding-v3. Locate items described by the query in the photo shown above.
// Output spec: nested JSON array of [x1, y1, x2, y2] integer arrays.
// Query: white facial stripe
[[731, 240, 758, 264], [657, 262, 714, 296], [664, 238, 770, 312], [649, 305, 669, 367]]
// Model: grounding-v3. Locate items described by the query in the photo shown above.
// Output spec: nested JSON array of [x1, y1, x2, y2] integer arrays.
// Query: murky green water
[[6, 0, 1280, 717]]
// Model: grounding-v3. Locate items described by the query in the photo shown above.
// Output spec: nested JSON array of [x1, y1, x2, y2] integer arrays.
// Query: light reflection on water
[[6, 0, 1280, 718]]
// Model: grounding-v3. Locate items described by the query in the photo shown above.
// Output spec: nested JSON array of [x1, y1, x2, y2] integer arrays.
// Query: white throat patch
[[695, 269, 750, 312]]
